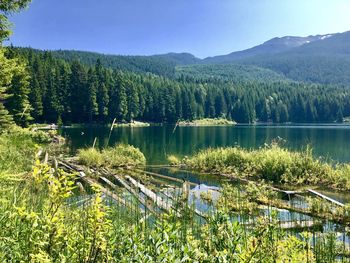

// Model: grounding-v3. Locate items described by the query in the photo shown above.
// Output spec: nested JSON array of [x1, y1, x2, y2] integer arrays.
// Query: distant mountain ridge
[[202, 33, 336, 64], [15, 30, 350, 85]]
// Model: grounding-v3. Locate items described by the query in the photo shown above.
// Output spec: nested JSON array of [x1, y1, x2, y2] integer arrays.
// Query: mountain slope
[[151, 52, 201, 65], [202, 34, 334, 64], [176, 64, 288, 83], [239, 31, 350, 85]]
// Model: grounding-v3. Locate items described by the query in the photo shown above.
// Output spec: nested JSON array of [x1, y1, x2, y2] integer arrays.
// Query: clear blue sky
[[7, 0, 350, 58]]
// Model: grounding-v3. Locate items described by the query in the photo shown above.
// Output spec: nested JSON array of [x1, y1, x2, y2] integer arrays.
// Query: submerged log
[[110, 173, 158, 215], [308, 189, 345, 207], [126, 175, 173, 212], [135, 169, 197, 186]]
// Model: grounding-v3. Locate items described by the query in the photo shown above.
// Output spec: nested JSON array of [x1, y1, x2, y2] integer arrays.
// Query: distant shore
[[113, 121, 150, 127], [177, 118, 236, 127]]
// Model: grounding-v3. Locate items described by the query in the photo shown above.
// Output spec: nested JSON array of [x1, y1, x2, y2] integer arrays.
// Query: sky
[[7, 0, 350, 58]]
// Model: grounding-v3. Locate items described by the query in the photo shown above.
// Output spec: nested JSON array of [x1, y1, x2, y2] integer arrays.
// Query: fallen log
[[126, 175, 173, 212], [308, 189, 344, 207], [134, 169, 197, 186]]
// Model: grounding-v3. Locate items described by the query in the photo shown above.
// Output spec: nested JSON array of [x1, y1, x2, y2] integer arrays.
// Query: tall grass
[[78, 144, 146, 168], [186, 144, 350, 189], [0, 160, 317, 262], [0, 126, 51, 174]]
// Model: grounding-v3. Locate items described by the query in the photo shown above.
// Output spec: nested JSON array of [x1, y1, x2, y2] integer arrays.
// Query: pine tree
[[109, 72, 128, 122], [70, 61, 88, 123], [87, 68, 98, 122], [0, 49, 14, 130], [126, 81, 139, 122], [6, 57, 32, 127], [0, 0, 32, 42], [29, 74, 43, 120]]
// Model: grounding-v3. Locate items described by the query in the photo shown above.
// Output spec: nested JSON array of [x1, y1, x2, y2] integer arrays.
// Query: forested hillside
[[176, 64, 288, 82], [202, 34, 332, 64], [2, 47, 349, 126], [15, 31, 350, 87], [203, 31, 350, 85], [47, 49, 177, 78]]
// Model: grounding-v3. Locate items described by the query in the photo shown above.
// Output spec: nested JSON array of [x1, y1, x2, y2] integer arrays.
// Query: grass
[[167, 154, 181, 165], [78, 144, 146, 168], [0, 160, 318, 262], [178, 118, 236, 126], [185, 143, 350, 190], [0, 126, 52, 174]]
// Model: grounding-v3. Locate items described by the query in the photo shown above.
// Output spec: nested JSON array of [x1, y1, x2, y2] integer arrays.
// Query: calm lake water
[[60, 124, 350, 164]]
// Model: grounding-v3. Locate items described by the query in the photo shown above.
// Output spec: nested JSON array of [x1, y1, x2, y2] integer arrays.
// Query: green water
[[60, 124, 350, 164]]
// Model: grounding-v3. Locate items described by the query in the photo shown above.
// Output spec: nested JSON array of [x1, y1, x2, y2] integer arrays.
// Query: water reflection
[[60, 124, 350, 164]]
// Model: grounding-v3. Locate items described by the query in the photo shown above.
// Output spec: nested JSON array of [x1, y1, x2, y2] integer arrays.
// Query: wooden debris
[[308, 189, 345, 207]]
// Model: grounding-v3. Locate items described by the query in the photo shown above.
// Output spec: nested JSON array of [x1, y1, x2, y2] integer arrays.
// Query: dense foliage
[[0, 126, 50, 174], [51, 49, 176, 78], [1, 47, 348, 126], [176, 63, 288, 82], [0, 157, 316, 262]]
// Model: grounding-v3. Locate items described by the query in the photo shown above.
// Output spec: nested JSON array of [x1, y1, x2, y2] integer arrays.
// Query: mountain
[[238, 31, 350, 85], [14, 31, 350, 85], [202, 34, 335, 64]]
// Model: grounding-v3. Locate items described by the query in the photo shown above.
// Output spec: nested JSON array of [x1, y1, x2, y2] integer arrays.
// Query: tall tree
[[0, 49, 13, 129], [86, 68, 98, 122], [0, 0, 31, 42], [5, 56, 32, 126], [70, 61, 88, 122]]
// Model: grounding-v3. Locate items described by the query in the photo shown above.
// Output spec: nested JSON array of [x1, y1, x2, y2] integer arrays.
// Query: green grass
[[0, 126, 51, 175], [185, 144, 350, 190], [167, 155, 181, 165], [78, 144, 146, 168], [0, 160, 318, 262]]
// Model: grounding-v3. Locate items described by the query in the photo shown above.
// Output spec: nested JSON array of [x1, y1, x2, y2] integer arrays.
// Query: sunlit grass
[[186, 144, 350, 190], [78, 144, 146, 168]]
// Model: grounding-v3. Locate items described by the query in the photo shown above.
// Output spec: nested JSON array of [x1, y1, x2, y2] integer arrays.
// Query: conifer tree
[[5, 57, 32, 126], [87, 68, 98, 122], [0, 50, 13, 130]]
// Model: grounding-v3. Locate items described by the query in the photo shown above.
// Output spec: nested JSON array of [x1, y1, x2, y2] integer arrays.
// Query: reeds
[[186, 144, 350, 190], [78, 144, 146, 168]]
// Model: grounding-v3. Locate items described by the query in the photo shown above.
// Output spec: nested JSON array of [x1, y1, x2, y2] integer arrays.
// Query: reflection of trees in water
[[60, 126, 350, 164]]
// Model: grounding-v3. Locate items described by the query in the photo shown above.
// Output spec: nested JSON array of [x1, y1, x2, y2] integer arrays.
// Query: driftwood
[[126, 175, 173, 212], [110, 172, 158, 215], [134, 169, 197, 186], [308, 189, 344, 207]]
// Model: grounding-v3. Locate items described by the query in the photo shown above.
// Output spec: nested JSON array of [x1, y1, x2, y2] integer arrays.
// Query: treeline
[[50, 49, 176, 78], [2, 47, 350, 126]]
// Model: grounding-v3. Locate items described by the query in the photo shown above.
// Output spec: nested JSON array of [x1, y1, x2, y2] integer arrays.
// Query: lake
[[60, 124, 350, 164]]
